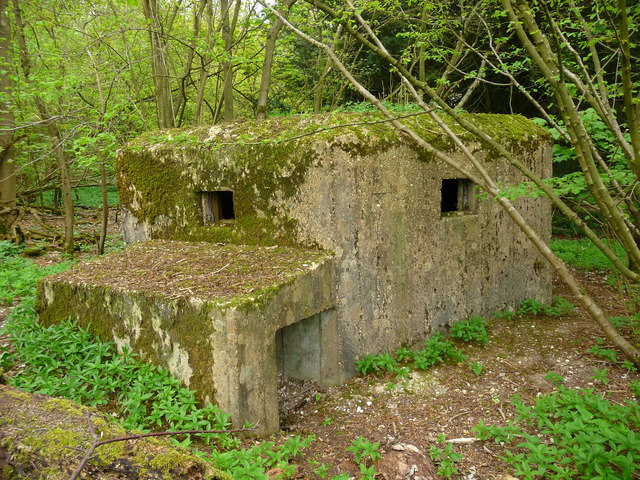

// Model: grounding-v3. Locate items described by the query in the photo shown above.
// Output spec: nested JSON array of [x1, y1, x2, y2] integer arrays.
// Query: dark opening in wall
[[441, 178, 474, 214], [201, 191, 235, 224]]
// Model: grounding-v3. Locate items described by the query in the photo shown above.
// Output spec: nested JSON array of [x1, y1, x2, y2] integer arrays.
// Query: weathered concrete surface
[[37, 241, 335, 433], [0, 384, 231, 479], [116, 113, 552, 376]]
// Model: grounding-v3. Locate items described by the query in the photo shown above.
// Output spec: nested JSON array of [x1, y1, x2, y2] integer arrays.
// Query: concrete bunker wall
[[117, 112, 552, 380], [290, 139, 551, 373], [37, 241, 337, 433]]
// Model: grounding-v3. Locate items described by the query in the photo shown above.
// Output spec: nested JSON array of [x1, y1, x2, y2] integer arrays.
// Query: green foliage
[[335, 101, 422, 114], [210, 435, 314, 479], [470, 362, 484, 376], [413, 334, 467, 369], [473, 389, 640, 479], [609, 314, 640, 340], [356, 332, 469, 377], [542, 297, 576, 317], [0, 253, 312, 478], [551, 237, 625, 272], [357, 463, 378, 480], [428, 437, 463, 479], [5, 300, 235, 446], [450, 316, 489, 346], [589, 343, 620, 364], [355, 352, 399, 375], [344, 437, 380, 479], [0, 241, 73, 305], [517, 297, 575, 317], [312, 462, 330, 478], [345, 437, 381, 465], [40, 186, 120, 209], [493, 308, 516, 321], [588, 338, 639, 371], [590, 367, 609, 386], [544, 371, 565, 386], [517, 299, 545, 315]]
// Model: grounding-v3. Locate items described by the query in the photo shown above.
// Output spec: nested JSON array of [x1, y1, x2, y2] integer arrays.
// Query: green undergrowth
[[0, 246, 311, 479], [0, 241, 73, 303], [355, 317, 488, 377], [356, 296, 579, 379], [38, 185, 120, 209], [473, 387, 640, 479], [550, 237, 625, 271]]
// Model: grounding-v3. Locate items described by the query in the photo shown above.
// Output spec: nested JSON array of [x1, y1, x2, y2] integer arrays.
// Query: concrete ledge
[[36, 240, 336, 433]]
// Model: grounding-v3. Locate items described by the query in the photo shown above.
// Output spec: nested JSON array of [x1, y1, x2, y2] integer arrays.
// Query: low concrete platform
[[36, 240, 336, 433]]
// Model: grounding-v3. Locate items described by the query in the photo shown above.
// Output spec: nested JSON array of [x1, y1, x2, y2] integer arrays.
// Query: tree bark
[[219, 0, 241, 122], [142, 0, 175, 129], [256, 0, 296, 120], [0, 0, 16, 236], [12, 0, 74, 254]]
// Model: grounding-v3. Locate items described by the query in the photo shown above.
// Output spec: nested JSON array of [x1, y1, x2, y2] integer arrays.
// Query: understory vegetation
[[0, 238, 639, 479]]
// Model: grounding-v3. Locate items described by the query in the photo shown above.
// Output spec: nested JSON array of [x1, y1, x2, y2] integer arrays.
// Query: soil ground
[[3, 208, 640, 479], [269, 269, 640, 479]]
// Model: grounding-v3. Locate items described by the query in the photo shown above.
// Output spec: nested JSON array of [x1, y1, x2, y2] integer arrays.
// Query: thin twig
[[211, 262, 231, 275], [447, 410, 473, 425]]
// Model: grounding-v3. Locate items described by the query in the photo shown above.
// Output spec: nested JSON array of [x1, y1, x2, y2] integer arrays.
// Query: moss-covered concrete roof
[[122, 111, 550, 157], [46, 240, 332, 302]]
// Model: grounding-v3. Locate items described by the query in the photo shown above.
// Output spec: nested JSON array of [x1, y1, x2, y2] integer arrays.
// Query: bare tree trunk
[[193, 0, 218, 125], [0, 0, 16, 236], [13, 0, 74, 254], [84, 35, 109, 256], [314, 25, 343, 113], [98, 161, 108, 255], [175, 0, 208, 126], [220, 0, 241, 122], [256, 0, 296, 120], [142, 0, 175, 129]]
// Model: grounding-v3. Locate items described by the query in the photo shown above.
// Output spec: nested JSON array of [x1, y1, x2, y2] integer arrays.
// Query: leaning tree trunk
[[220, 0, 241, 122]]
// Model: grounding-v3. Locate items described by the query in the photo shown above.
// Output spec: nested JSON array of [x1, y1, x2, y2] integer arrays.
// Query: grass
[[38, 185, 120, 208], [550, 237, 626, 271]]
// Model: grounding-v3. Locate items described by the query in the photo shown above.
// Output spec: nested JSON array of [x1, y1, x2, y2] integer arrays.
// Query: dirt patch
[[271, 271, 640, 479]]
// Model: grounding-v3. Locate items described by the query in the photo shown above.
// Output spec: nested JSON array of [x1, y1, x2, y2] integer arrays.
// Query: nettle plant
[[428, 435, 464, 479], [345, 437, 381, 480]]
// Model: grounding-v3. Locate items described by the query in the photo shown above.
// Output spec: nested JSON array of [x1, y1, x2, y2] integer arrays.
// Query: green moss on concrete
[[117, 112, 549, 247]]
